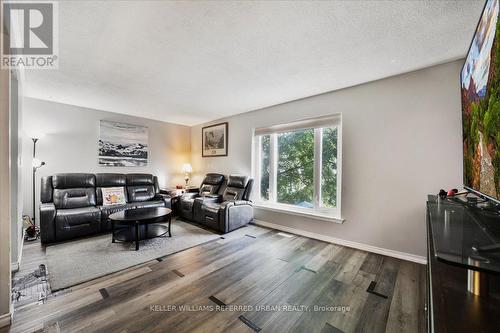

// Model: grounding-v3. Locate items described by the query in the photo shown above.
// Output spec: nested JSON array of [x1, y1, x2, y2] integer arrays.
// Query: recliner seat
[[48, 173, 101, 242], [179, 173, 225, 221], [96, 173, 132, 231], [181, 174, 254, 233]]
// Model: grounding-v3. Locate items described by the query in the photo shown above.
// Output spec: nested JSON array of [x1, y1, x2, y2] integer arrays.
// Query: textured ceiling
[[24, 0, 485, 125]]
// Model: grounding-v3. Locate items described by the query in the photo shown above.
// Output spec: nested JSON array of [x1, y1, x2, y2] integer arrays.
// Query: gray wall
[[22, 98, 191, 222], [191, 60, 464, 259]]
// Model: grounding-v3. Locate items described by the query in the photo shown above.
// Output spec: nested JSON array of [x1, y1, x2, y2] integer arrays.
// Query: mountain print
[[99, 121, 148, 167]]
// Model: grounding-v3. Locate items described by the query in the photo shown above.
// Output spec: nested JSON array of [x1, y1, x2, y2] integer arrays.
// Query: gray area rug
[[46, 220, 221, 291]]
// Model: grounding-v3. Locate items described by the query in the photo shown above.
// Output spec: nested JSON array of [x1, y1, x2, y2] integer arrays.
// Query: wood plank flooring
[[5, 224, 426, 333], [11, 240, 50, 309]]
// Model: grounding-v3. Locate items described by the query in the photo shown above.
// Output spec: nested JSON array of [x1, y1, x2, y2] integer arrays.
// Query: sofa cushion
[[200, 202, 221, 230], [200, 184, 216, 196], [53, 173, 95, 189], [133, 200, 165, 209], [54, 207, 101, 241], [127, 185, 155, 202], [202, 202, 221, 214], [53, 188, 97, 209], [126, 174, 154, 186], [181, 197, 195, 210], [98, 203, 138, 232], [193, 196, 219, 223], [99, 203, 136, 220], [179, 197, 195, 220], [199, 173, 224, 195], [40, 176, 53, 203], [242, 178, 254, 201], [125, 174, 156, 202], [39, 203, 56, 243], [96, 174, 127, 205], [96, 173, 127, 187], [226, 175, 248, 188], [222, 175, 249, 201], [156, 194, 172, 209], [153, 176, 160, 195], [203, 173, 225, 186], [56, 207, 101, 228]]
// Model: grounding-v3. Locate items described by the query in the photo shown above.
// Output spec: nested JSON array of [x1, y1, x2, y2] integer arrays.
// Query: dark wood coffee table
[[109, 207, 172, 251]]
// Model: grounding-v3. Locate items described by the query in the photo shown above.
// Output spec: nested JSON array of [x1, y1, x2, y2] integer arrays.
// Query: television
[[462, 0, 500, 203]]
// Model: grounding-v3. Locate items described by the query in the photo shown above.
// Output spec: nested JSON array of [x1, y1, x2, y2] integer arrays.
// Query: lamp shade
[[181, 163, 193, 174], [32, 158, 44, 168]]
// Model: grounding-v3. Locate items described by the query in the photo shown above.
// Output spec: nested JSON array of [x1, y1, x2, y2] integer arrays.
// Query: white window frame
[[252, 114, 342, 222]]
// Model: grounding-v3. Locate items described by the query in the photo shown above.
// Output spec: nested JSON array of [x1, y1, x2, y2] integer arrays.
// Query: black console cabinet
[[426, 195, 500, 332]]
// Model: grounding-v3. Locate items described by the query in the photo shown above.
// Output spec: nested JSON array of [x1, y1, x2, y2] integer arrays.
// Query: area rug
[[46, 220, 221, 291]]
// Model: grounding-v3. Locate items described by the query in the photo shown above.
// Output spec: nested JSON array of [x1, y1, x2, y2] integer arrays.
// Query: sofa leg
[[168, 215, 172, 237], [111, 220, 115, 243], [135, 221, 140, 251]]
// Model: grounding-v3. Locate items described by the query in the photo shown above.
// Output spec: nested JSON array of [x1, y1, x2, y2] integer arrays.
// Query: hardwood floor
[[6, 224, 426, 333], [11, 240, 50, 309]]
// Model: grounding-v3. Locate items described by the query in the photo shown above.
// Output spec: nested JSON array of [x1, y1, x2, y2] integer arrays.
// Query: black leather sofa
[[179, 173, 254, 233], [40, 173, 171, 243]]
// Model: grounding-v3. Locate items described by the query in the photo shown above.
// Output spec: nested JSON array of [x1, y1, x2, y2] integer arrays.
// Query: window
[[254, 115, 342, 219]]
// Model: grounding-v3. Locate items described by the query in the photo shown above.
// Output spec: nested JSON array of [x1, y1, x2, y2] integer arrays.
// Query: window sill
[[254, 203, 345, 224]]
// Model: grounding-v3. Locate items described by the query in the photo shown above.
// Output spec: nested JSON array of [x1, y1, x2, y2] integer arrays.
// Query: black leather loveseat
[[179, 173, 254, 233], [39, 173, 171, 243]]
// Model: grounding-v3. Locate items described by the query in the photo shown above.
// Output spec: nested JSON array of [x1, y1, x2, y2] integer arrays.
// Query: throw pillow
[[102, 187, 126, 206]]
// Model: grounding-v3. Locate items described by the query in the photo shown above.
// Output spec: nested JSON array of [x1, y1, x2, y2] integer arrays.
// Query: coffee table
[[109, 207, 172, 251]]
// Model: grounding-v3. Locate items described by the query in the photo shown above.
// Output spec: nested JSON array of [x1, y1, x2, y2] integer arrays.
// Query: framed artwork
[[202, 122, 228, 157], [98, 120, 148, 166]]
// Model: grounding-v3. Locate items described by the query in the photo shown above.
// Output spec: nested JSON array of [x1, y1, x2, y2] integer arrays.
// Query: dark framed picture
[[202, 122, 228, 157]]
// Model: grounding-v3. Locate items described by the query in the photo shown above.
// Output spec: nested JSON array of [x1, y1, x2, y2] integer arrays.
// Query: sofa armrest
[[219, 200, 254, 233], [181, 192, 199, 200], [155, 193, 172, 209], [220, 200, 252, 209], [197, 194, 222, 204], [40, 203, 57, 243], [233, 200, 252, 206]]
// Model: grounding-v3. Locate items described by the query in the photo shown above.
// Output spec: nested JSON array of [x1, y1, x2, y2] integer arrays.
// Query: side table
[[160, 187, 199, 216]]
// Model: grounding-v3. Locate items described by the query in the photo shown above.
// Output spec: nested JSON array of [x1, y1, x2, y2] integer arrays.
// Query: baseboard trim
[[252, 219, 427, 264], [11, 262, 19, 272], [0, 312, 12, 328], [11, 228, 25, 273]]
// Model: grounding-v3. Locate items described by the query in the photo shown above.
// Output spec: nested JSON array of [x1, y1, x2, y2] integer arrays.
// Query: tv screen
[[462, 0, 500, 202]]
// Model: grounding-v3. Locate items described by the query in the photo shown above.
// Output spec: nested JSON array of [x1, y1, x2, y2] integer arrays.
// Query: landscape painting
[[99, 120, 148, 166], [202, 122, 228, 157], [462, 0, 500, 199]]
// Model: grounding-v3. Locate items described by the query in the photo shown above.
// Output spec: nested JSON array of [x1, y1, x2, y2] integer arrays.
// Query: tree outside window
[[256, 123, 340, 216]]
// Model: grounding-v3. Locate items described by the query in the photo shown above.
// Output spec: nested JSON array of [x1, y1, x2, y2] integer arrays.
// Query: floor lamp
[[32, 138, 45, 226]]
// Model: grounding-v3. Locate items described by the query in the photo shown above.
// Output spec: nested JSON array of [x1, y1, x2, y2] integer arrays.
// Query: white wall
[[191, 60, 464, 258], [22, 98, 191, 222], [0, 26, 12, 321], [10, 72, 23, 270]]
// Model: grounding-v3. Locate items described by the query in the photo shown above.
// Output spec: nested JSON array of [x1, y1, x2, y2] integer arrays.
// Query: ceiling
[[23, 0, 485, 126]]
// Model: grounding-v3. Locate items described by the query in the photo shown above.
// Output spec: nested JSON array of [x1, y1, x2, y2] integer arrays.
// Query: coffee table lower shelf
[[112, 224, 171, 250], [109, 207, 172, 251]]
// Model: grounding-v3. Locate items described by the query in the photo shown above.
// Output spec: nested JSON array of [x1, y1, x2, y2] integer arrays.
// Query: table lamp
[[181, 163, 193, 187]]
